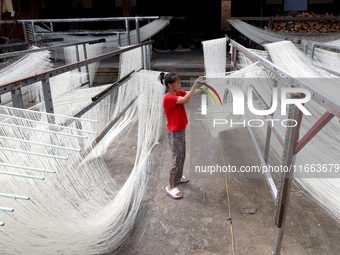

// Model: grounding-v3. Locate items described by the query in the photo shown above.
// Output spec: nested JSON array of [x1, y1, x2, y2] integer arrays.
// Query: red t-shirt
[[163, 89, 188, 131]]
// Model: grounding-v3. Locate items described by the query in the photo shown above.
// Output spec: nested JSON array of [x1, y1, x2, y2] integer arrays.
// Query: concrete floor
[[97, 49, 340, 255], [102, 106, 340, 254]]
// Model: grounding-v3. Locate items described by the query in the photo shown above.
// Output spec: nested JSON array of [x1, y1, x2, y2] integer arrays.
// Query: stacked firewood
[[272, 12, 340, 33]]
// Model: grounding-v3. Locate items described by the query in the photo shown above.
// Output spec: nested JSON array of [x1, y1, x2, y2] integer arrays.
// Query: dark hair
[[159, 72, 179, 90]]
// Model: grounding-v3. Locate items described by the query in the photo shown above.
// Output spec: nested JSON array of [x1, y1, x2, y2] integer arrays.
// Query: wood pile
[[272, 12, 340, 33]]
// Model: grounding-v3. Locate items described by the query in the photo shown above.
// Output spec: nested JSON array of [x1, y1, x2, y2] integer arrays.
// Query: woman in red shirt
[[159, 72, 204, 199]]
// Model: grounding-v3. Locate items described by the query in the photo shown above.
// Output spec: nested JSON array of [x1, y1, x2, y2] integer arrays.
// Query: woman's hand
[[194, 76, 203, 85]]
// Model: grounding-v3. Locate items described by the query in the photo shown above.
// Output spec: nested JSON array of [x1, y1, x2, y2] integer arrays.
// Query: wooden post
[[221, 0, 231, 30], [122, 0, 131, 17]]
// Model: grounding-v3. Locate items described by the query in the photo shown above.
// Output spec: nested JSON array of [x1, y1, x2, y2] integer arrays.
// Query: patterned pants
[[167, 129, 186, 187]]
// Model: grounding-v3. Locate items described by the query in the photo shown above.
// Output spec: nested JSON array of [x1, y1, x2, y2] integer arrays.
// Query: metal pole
[[75, 45, 83, 86], [0, 105, 98, 123], [0, 135, 80, 152], [50, 21, 56, 59], [22, 22, 28, 44], [148, 44, 152, 70], [74, 119, 84, 149], [41, 78, 55, 124], [41, 33, 46, 47], [11, 88, 24, 108], [41, 78, 54, 114], [0, 170, 45, 180], [145, 45, 148, 69], [31, 21, 37, 42], [0, 162, 55, 174], [145, 44, 149, 70], [311, 44, 316, 61], [14, 16, 159, 23], [0, 122, 88, 139], [141, 45, 145, 69], [264, 81, 277, 162], [269, 17, 273, 30], [301, 39, 340, 53], [0, 146, 68, 160], [125, 18, 130, 45], [231, 45, 237, 71], [83, 43, 91, 87], [247, 125, 277, 200], [148, 19, 152, 42], [0, 112, 97, 134], [0, 193, 30, 200], [0, 207, 14, 212], [0, 38, 104, 59], [135, 18, 140, 44], [117, 33, 121, 47], [264, 117, 273, 162], [272, 97, 301, 255]]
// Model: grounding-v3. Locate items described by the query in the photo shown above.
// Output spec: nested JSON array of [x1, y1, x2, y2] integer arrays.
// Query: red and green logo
[[199, 83, 222, 106]]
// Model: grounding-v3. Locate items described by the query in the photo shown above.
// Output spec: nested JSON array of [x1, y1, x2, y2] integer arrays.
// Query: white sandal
[[180, 176, 189, 183], [165, 186, 183, 199]]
